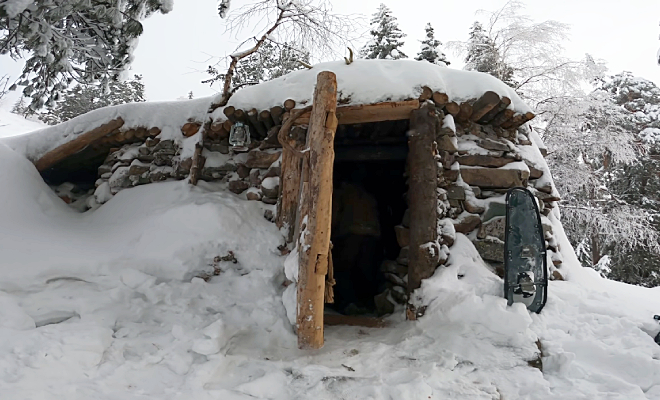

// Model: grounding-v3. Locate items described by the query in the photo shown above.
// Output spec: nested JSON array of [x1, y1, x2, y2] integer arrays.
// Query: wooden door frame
[[294, 71, 338, 349]]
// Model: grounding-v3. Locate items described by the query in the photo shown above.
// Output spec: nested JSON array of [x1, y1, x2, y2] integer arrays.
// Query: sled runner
[[504, 187, 548, 313]]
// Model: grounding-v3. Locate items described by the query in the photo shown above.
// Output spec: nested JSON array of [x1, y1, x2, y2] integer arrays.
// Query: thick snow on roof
[[217, 59, 532, 117], [3, 59, 532, 162], [3, 98, 213, 162]]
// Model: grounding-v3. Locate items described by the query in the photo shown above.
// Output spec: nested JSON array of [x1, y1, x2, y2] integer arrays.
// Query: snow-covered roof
[[220, 59, 532, 115], [2, 59, 533, 164]]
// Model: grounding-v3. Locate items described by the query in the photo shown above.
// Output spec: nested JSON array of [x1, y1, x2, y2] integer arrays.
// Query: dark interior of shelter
[[329, 120, 409, 316]]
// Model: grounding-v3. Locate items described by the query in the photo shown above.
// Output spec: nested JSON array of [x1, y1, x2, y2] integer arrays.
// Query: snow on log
[[35, 118, 124, 171]]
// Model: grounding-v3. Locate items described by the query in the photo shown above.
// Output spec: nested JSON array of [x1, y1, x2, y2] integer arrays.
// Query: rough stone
[[261, 182, 280, 199], [250, 169, 262, 186], [396, 246, 409, 266], [527, 163, 544, 179], [439, 151, 455, 170], [138, 147, 150, 156], [179, 158, 193, 172], [245, 150, 281, 169], [477, 216, 505, 241], [401, 209, 410, 228], [246, 191, 262, 201], [437, 136, 458, 153], [394, 225, 410, 248], [98, 164, 112, 175], [264, 166, 281, 179], [374, 290, 396, 317], [129, 163, 150, 176], [457, 154, 514, 168], [447, 185, 466, 200], [552, 270, 564, 280], [206, 143, 230, 154], [137, 155, 155, 163], [476, 138, 510, 152], [237, 164, 251, 179], [154, 153, 173, 167], [535, 180, 553, 194], [460, 166, 529, 189], [152, 139, 174, 152], [463, 196, 485, 214], [473, 237, 505, 263], [228, 180, 250, 194], [482, 200, 507, 222], [453, 213, 482, 234], [150, 171, 168, 182], [440, 169, 459, 185], [262, 197, 278, 205]]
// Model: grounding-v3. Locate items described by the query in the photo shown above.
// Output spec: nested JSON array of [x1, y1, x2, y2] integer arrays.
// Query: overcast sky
[[2, 0, 660, 104]]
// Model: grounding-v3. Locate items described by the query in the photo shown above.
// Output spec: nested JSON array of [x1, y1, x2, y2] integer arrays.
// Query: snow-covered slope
[[0, 108, 46, 138], [1, 137, 660, 399]]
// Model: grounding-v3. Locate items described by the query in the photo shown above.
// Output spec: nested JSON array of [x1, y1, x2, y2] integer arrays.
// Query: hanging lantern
[[229, 121, 250, 151]]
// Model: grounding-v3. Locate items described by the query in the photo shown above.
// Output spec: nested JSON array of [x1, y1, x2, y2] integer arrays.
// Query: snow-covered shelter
[[5, 60, 563, 349]]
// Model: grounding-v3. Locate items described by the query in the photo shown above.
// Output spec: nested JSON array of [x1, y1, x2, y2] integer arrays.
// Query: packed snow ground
[[1, 121, 660, 399]]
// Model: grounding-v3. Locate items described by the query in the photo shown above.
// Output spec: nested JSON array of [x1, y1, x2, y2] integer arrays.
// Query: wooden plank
[[35, 117, 125, 171], [406, 102, 438, 319], [291, 100, 419, 126], [297, 71, 338, 350], [277, 128, 306, 240]]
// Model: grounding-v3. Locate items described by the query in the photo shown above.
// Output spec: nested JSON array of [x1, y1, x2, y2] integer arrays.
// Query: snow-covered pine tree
[[39, 75, 146, 125], [415, 23, 449, 65], [360, 4, 407, 60], [10, 96, 34, 118], [0, 1, 172, 109], [464, 22, 514, 86]]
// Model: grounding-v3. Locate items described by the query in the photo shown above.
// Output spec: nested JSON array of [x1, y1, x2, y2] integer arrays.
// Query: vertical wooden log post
[[296, 71, 338, 349], [277, 132, 305, 241], [406, 102, 438, 320]]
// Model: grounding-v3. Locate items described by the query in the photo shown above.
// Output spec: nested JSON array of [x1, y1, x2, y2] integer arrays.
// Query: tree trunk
[[406, 102, 438, 320], [591, 233, 601, 267], [296, 71, 338, 349]]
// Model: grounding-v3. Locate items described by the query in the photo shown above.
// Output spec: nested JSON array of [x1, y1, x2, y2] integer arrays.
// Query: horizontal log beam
[[289, 100, 420, 126], [35, 117, 125, 171]]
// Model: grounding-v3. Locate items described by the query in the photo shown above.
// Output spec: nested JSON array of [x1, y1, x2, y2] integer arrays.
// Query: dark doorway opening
[[328, 121, 408, 317]]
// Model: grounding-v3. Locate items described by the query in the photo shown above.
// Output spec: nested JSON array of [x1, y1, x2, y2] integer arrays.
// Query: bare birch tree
[[208, 0, 361, 110]]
